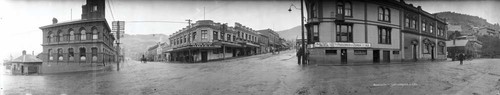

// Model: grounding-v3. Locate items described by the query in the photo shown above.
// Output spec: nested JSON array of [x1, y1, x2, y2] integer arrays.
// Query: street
[[2, 50, 500, 95]]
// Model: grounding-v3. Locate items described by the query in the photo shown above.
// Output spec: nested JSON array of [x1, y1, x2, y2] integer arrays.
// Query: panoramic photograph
[[1, 0, 500, 94]]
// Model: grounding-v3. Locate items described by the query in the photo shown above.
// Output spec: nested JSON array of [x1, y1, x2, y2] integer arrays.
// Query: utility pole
[[116, 20, 121, 71], [300, 0, 306, 65]]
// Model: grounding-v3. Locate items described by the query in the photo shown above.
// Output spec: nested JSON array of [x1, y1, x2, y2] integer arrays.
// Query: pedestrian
[[304, 48, 310, 65], [458, 53, 465, 65], [297, 47, 304, 65]]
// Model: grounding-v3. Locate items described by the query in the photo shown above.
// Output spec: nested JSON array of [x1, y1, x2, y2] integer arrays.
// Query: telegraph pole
[[116, 21, 121, 71], [300, 0, 306, 65]]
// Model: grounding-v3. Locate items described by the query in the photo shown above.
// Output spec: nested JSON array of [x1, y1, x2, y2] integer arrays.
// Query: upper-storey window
[[221, 32, 225, 41], [311, 3, 318, 18], [92, 6, 98, 12], [422, 22, 427, 32], [201, 30, 208, 40], [411, 19, 416, 29], [405, 18, 410, 28], [58, 31, 64, 42], [69, 30, 75, 41], [337, 1, 352, 17], [227, 34, 231, 42], [336, 24, 353, 42], [47, 31, 53, 43], [213, 31, 218, 40], [192, 32, 196, 41], [378, 27, 392, 44], [312, 25, 319, 42], [92, 29, 98, 40], [430, 25, 434, 33], [81, 30, 87, 40], [378, 7, 390, 22]]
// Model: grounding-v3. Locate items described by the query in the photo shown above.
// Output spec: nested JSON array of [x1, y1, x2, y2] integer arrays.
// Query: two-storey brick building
[[39, 0, 117, 73], [304, 0, 447, 65]]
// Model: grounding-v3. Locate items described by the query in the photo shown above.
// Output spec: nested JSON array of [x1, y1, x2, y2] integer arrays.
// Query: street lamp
[[288, 0, 306, 65]]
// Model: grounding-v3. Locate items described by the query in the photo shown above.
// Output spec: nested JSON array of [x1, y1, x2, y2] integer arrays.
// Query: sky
[[0, 0, 498, 60]]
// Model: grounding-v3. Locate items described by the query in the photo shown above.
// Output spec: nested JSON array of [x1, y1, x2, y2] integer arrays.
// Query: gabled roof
[[446, 40, 469, 47], [11, 54, 42, 63]]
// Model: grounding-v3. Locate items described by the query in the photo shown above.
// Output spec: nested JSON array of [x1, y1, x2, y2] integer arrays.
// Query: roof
[[39, 18, 109, 29], [11, 54, 42, 63], [446, 40, 469, 47]]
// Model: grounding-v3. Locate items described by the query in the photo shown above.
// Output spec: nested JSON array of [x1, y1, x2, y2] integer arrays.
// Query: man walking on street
[[458, 53, 465, 65], [297, 47, 304, 65]]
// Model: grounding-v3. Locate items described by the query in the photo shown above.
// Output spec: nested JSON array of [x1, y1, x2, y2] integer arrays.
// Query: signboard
[[313, 42, 371, 48], [112, 21, 125, 38]]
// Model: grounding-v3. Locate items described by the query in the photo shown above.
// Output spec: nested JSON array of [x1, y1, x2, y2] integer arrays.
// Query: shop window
[[325, 50, 337, 55], [378, 27, 391, 44], [336, 24, 353, 42], [354, 50, 367, 55]]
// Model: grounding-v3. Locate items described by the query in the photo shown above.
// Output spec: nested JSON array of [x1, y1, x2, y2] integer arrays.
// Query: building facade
[[39, 0, 117, 73], [304, 0, 447, 65], [166, 20, 261, 62], [256, 29, 282, 53]]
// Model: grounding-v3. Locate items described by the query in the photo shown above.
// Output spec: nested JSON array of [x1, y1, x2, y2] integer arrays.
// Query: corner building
[[305, 0, 447, 65], [39, 0, 117, 73]]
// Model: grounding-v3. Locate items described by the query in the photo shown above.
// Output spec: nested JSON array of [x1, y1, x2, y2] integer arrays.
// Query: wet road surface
[[2, 50, 500, 95]]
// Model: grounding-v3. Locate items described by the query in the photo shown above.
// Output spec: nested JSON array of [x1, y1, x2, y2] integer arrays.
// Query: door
[[431, 47, 435, 60], [201, 51, 208, 62], [383, 51, 390, 62], [21, 66, 24, 74], [341, 49, 347, 64], [373, 50, 380, 63], [413, 45, 418, 61]]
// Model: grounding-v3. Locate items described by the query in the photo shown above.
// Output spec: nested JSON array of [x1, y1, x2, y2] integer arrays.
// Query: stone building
[[304, 0, 447, 65], [39, 0, 117, 73], [10, 50, 43, 75]]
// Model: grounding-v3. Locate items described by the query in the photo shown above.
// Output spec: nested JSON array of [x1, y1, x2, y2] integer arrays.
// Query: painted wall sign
[[312, 42, 371, 48]]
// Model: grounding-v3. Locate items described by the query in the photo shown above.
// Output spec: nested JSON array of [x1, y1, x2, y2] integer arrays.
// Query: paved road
[[1, 50, 500, 95]]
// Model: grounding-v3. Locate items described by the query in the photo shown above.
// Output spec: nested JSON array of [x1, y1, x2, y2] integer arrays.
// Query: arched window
[[69, 30, 75, 41], [57, 48, 63, 61], [344, 2, 352, 16], [378, 7, 384, 21], [58, 31, 63, 42], [47, 31, 52, 43], [68, 48, 74, 61], [91, 47, 98, 62], [81, 29, 87, 40], [48, 49, 53, 61], [80, 47, 86, 61], [92, 28, 98, 40], [384, 8, 391, 21], [337, 2, 344, 15]]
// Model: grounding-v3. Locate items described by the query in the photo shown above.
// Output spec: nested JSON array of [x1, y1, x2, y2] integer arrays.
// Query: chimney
[[22, 50, 26, 55], [52, 17, 58, 24]]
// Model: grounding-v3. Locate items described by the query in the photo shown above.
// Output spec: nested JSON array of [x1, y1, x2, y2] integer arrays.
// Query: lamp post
[[289, 0, 306, 65]]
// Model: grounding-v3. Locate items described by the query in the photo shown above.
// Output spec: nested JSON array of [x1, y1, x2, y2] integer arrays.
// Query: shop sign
[[313, 42, 371, 48]]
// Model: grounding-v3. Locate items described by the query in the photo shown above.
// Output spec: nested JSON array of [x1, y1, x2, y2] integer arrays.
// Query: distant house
[[446, 38, 482, 60], [10, 50, 43, 75]]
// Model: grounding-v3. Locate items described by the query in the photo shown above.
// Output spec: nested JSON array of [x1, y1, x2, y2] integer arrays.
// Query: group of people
[[296, 47, 309, 65]]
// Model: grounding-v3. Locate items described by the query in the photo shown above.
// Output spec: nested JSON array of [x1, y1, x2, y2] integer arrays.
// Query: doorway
[[383, 51, 390, 62], [373, 50, 380, 63], [413, 45, 417, 61], [21, 66, 24, 74], [341, 49, 347, 64], [201, 51, 208, 62]]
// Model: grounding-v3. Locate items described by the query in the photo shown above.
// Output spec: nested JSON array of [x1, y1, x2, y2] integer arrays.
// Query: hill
[[121, 34, 169, 60], [434, 11, 500, 32], [276, 26, 306, 41]]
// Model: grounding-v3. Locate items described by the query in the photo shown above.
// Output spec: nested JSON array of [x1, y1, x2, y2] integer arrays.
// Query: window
[[80, 48, 86, 61], [336, 24, 353, 42], [48, 49, 53, 61], [68, 48, 74, 61], [201, 30, 207, 40], [213, 31, 218, 40], [69, 30, 75, 41], [354, 50, 367, 55], [183, 35, 187, 43], [81, 30, 87, 40], [325, 50, 337, 55], [58, 31, 64, 42], [311, 3, 318, 18], [430, 25, 434, 33], [378, 7, 390, 22], [47, 31, 52, 43], [379, 27, 391, 44], [227, 34, 231, 42], [57, 48, 63, 61], [312, 25, 319, 42], [337, 1, 351, 16], [405, 18, 410, 28], [393, 51, 400, 54], [411, 19, 416, 29], [221, 32, 225, 41], [192, 32, 196, 41], [423, 44, 430, 54], [92, 29, 98, 40], [422, 22, 427, 32], [91, 47, 98, 62], [233, 35, 236, 42], [92, 6, 98, 12], [188, 34, 191, 42], [439, 46, 445, 54]]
